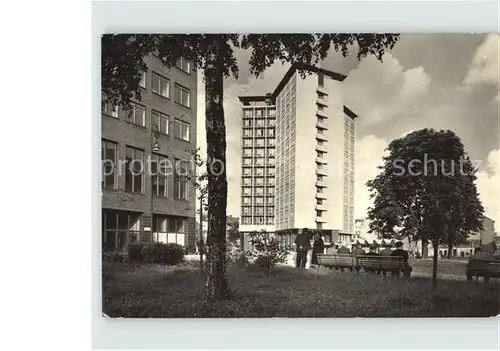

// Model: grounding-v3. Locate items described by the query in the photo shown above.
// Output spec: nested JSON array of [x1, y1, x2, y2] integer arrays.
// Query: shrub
[[245, 230, 292, 275], [128, 243, 143, 263], [141, 242, 185, 265], [102, 252, 128, 263]]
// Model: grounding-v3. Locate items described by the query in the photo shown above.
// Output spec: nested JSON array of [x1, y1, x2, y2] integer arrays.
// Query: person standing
[[311, 232, 325, 267], [294, 228, 312, 269]]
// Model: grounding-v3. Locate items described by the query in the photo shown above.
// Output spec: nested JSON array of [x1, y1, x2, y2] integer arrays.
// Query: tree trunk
[[199, 196, 204, 276], [432, 239, 439, 290], [203, 38, 230, 301], [447, 241, 453, 260], [422, 238, 429, 258]]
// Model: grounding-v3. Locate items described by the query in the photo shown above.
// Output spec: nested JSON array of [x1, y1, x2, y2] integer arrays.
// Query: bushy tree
[[366, 129, 484, 288], [245, 230, 292, 276], [102, 33, 400, 300]]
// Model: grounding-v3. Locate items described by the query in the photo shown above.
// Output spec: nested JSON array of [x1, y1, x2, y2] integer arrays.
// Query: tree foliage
[[366, 128, 484, 285], [102, 33, 400, 301], [245, 230, 292, 275], [226, 216, 240, 244]]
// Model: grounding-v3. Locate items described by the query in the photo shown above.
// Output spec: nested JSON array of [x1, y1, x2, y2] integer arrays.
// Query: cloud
[[476, 148, 500, 231], [343, 54, 431, 126], [463, 34, 499, 87], [354, 135, 389, 219]]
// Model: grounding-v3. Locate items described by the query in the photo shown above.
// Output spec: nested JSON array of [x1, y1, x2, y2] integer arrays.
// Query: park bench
[[357, 255, 411, 277], [316, 253, 359, 272], [466, 257, 500, 283]]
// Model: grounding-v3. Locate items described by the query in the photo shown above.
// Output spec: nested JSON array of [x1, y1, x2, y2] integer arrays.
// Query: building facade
[[101, 55, 197, 253], [239, 64, 358, 249]]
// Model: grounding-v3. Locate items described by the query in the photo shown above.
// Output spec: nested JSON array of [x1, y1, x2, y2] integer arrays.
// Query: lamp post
[[150, 124, 160, 242]]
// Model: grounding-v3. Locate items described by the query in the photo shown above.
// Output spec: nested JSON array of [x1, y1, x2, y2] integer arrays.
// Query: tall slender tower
[[239, 64, 357, 248]]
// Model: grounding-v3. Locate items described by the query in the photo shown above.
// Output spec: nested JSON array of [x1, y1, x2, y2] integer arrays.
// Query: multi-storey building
[[239, 63, 358, 249], [101, 55, 197, 253]]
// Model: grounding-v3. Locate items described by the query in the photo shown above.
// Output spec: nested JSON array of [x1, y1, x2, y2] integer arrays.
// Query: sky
[[195, 34, 499, 231]]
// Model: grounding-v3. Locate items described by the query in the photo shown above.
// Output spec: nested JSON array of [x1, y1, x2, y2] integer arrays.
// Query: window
[[243, 197, 251, 205], [101, 96, 119, 118], [255, 177, 264, 186], [152, 72, 170, 98], [255, 187, 264, 196], [151, 154, 170, 198], [174, 119, 190, 141], [139, 71, 147, 88], [268, 109, 276, 117], [124, 146, 144, 193], [243, 119, 252, 127], [244, 109, 253, 117], [254, 207, 264, 216], [243, 187, 252, 196], [243, 129, 253, 137], [176, 57, 191, 74], [242, 217, 252, 225], [101, 140, 117, 189], [268, 119, 276, 127], [243, 168, 252, 176], [243, 149, 252, 157], [266, 217, 274, 225], [175, 84, 191, 108], [268, 139, 275, 147], [126, 103, 146, 127], [267, 177, 274, 186], [152, 110, 169, 135], [242, 207, 251, 215], [153, 216, 186, 246], [242, 177, 251, 186], [243, 158, 252, 166], [103, 210, 141, 251], [174, 159, 190, 200], [256, 119, 265, 127], [267, 197, 274, 205], [256, 138, 265, 147], [255, 129, 264, 137], [317, 199, 323, 205], [256, 109, 263, 117], [267, 188, 274, 196], [255, 197, 264, 205], [268, 129, 275, 137], [243, 139, 252, 147], [255, 168, 264, 176]]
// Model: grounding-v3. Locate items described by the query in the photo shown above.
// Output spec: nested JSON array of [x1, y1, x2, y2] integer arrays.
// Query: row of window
[[242, 167, 275, 176], [243, 108, 276, 118], [101, 140, 190, 200], [242, 177, 275, 186], [241, 207, 275, 216], [242, 158, 275, 166], [140, 69, 192, 108], [241, 217, 274, 225], [243, 119, 276, 127], [242, 187, 275, 196], [102, 101, 191, 142], [243, 129, 275, 137], [242, 138, 275, 147], [243, 148, 276, 157], [242, 196, 274, 205]]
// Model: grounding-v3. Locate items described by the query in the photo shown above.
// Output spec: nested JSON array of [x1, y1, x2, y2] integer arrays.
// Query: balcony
[[316, 157, 328, 165], [316, 192, 327, 200], [316, 85, 327, 95], [315, 180, 327, 188], [316, 119, 328, 130], [316, 167, 328, 176], [316, 96, 327, 107], [316, 108, 328, 119], [315, 204, 326, 211], [316, 143, 328, 153], [316, 132, 328, 142], [315, 216, 327, 223]]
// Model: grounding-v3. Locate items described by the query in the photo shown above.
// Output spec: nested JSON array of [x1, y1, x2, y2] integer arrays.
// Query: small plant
[[245, 230, 292, 275]]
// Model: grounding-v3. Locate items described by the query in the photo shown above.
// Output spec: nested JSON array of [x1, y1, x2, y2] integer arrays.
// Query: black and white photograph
[[101, 33, 499, 318]]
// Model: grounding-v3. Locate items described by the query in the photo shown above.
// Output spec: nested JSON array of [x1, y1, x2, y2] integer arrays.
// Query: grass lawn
[[103, 261, 499, 318], [410, 258, 468, 276]]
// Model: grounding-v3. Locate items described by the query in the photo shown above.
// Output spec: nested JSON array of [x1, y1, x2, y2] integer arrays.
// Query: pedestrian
[[391, 241, 412, 276], [294, 228, 312, 269], [311, 232, 325, 267]]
